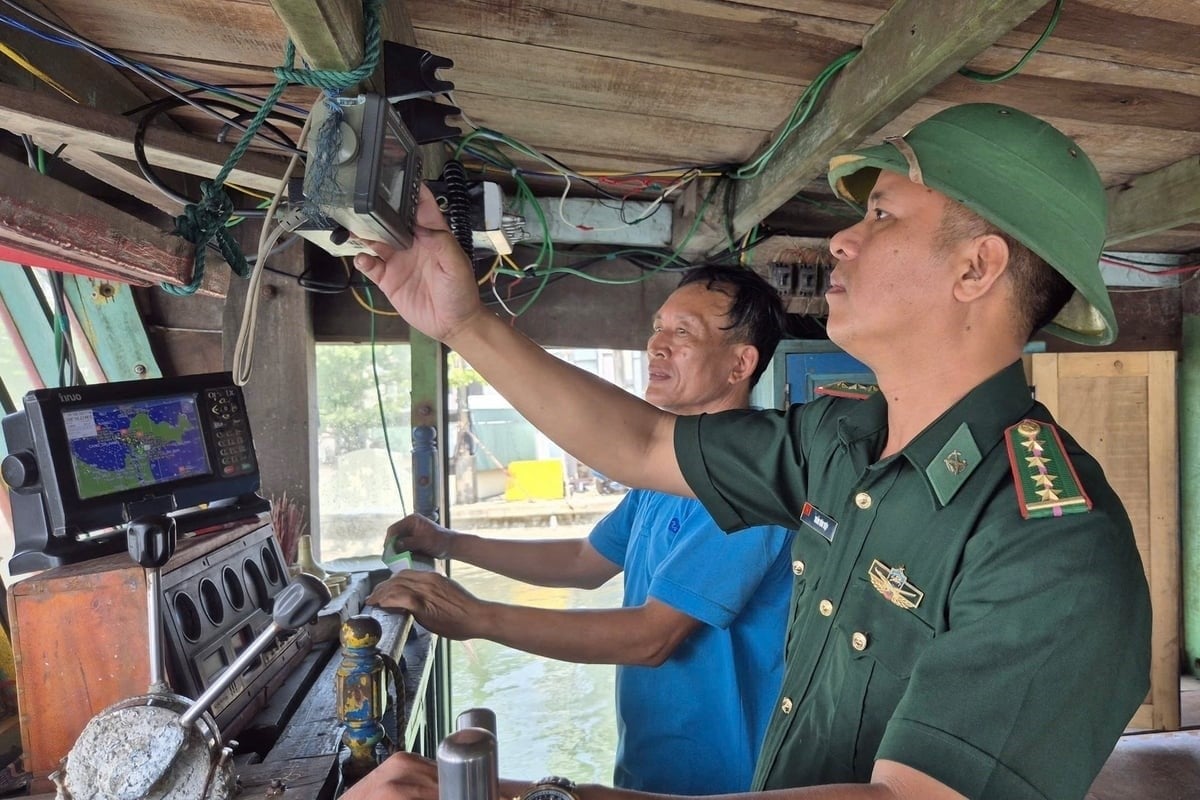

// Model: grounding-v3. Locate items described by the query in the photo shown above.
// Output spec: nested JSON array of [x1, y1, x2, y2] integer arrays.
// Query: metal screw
[[266, 777, 287, 796], [134, 364, 147, 376]]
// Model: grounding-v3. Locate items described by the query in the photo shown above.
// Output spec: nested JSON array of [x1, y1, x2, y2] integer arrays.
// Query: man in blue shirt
[[369, 265, 794, 794]]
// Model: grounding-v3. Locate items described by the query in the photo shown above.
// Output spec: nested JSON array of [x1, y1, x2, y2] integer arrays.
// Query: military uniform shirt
[[674, 361, 1151, 800]]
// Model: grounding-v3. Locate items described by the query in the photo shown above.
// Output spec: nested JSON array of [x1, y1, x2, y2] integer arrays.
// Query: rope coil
[[164, 0, 383, 295]]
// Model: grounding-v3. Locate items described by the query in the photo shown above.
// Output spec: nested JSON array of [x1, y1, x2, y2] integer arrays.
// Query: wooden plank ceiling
[[0, 0, 1197, 265]]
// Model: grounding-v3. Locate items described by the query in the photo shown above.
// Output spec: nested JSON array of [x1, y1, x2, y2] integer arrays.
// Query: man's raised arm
[[354, 185, 691, 497]]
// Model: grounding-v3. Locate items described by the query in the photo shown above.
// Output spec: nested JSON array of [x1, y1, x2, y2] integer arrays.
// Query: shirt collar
[[837, 361, 1036, 507]]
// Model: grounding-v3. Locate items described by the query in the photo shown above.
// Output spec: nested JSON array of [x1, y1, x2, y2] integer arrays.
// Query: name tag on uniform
[[800, 502, 837, 542]]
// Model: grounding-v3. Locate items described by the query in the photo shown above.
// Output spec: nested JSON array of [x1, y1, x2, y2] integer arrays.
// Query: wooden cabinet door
[[1031, 351, 1180, 732]]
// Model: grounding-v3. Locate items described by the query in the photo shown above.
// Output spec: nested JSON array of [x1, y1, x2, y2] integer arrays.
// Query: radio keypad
[[205, 387, 257, 477]]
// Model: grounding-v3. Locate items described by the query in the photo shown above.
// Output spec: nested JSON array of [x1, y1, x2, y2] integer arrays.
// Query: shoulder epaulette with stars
[[1004, 419, 1092, 519], [814, 381, 879, 401]]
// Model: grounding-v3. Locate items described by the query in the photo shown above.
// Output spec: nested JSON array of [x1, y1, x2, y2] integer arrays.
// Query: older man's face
[[644, 282, 752, 416]]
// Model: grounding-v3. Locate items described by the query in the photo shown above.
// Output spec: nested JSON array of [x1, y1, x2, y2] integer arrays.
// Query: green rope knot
[[165, 181, 250, 296], [163, 0, 384, 295]]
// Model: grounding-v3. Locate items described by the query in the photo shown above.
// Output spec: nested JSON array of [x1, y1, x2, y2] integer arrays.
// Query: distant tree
[[316, 343, 412, 453]]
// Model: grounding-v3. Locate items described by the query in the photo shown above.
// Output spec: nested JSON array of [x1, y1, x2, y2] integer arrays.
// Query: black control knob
[[330, 225, 351, 246], [1, 451, 39, 490], [127, 516, 177, 570]]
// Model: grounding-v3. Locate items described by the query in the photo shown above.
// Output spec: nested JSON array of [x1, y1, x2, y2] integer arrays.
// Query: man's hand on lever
[[385, 514, 455, 560], [368, 570, 483, 640]]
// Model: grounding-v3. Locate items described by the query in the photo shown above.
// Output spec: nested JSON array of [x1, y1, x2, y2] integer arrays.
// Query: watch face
[[522, 788, 574, 800]]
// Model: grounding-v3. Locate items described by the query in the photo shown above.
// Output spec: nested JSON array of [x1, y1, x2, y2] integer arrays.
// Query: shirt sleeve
[[674, 403, 826, 532], [587, 492, 639, 568], [647, 505, 792, 629]]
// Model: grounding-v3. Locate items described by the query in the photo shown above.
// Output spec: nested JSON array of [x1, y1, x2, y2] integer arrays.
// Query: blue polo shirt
[[589, 489, 793, 794]]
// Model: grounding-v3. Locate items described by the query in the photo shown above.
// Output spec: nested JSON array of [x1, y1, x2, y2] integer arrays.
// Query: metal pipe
[[146, 567, 164, 689], [437, 727, 498, 800]]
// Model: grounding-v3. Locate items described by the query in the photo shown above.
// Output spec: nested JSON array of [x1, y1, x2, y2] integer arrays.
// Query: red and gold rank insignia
[[868, 559, 924, 610], [814, 381, 879, 401], [1004, 419, 1092, 519]]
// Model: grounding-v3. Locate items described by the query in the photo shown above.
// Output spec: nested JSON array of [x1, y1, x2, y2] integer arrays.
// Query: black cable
[[439, 160, 475, 260], [215, 108, 303, 151], [0, 374, 15, 414], [49, 270, 78, 387], [133, 97, 301, 214]]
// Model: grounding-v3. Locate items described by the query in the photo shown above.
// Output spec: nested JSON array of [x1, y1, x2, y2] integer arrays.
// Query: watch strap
[[535, 777, 576, 792]]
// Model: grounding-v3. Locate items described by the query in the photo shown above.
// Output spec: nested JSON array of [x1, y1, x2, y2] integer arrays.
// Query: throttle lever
[[127, 515, 176, 691], [179, 573, 330, 728]]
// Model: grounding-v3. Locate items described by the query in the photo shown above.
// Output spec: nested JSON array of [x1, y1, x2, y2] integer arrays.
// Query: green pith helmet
[[826, 103, 1116, 345]]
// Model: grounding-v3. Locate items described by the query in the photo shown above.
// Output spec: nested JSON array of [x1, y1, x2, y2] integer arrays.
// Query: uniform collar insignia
[[924, 422, 982, 506], [868, 559, 924, 610]]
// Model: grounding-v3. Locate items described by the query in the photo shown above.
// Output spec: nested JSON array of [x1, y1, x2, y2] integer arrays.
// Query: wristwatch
[[518, 776, 579, 800]]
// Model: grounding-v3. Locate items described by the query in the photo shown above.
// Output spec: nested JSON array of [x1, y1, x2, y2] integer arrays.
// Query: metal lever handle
[[127, 516, 176, 690], [179, 573, 330, 728], [456, 708, 496, 736]]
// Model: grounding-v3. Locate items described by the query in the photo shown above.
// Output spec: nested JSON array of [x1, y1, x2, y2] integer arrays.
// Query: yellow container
[[504, 459, 565, 501]]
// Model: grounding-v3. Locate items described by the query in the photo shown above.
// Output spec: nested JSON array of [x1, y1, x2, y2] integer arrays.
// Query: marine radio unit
[[1, 372, 266, 572], [298, 93, 424, 257]]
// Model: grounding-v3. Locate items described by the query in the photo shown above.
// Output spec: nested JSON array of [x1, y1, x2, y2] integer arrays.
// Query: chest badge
[[868, 559, 925, 610], [799, 502, 838, 541]]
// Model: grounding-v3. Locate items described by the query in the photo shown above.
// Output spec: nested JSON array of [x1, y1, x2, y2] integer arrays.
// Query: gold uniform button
[[855, 491, 872, 509], [780, 697, 794, 714], [819, 599, 834, 616], [851, 632, 869, 651], [792, 560, 806, 576]]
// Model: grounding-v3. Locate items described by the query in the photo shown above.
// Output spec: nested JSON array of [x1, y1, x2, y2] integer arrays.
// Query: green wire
[[959, 0, 1064, 83], [366, 283, 408, 515], [734, 49, 860, 181]]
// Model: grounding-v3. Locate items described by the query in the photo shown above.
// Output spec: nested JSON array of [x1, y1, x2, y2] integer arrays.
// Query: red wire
[[1100, 256, 1200, 275]]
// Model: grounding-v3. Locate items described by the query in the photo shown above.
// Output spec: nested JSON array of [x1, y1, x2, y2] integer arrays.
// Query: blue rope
[[164, 0, 383, 295]]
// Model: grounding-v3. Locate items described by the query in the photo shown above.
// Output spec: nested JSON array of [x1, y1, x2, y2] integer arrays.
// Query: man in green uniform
[[347, 104, 1151, 800]]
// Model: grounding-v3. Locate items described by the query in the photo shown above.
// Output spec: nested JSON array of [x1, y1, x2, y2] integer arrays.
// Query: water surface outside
[[449, 523, 624, 784]]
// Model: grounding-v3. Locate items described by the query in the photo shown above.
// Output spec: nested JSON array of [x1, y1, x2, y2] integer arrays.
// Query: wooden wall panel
[[1032, 351, 1181, 733]]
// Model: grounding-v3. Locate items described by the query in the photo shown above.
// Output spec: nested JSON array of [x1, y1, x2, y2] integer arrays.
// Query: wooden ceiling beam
[[0, 84, 288, 193], [1106, 155, 1200, 247], [677, 0, 1049, 255], [269, 0, 416, 80], [0, 155, 227, 297], [37, 146, 187, 217], [0, 0, 151, 114], [0, 0, 210, 216], [267, 0, 444, 176]]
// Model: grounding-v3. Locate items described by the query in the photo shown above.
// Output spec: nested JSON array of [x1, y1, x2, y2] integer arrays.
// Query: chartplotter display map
[[64, 395, 211, 500]]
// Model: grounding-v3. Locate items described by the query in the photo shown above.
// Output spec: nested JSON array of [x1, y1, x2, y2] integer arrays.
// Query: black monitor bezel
[[352, 93, 421, 251], [8, 372, 259, 538]]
